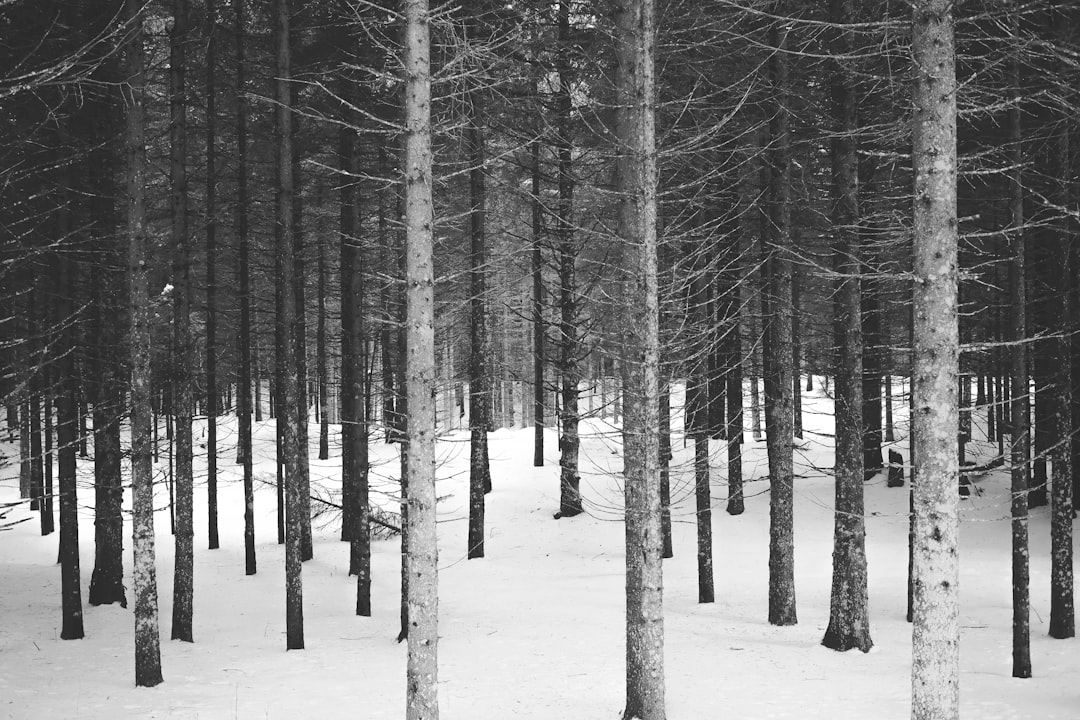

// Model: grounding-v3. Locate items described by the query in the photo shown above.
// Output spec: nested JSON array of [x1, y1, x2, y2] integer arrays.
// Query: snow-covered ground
[[1, 381, 1077, 719]]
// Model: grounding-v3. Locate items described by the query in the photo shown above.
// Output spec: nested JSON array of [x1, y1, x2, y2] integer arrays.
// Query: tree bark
[[403, 0, 439, 714], [274, 0, 304, 651], [616, 0, 665, 715], [467, 48, 491, 557], [205, 0, 220, 552], [234, 0, 256, 577], [126, 0, 163, 684], [556, 0, 582, 519], [169, 0, 195, 643], [763, 19, 797, 628], [532, 133, 544, 467], [822, 0, 871, 653], [910, 1, 959, 715], [1005, 8, 1031, 671]]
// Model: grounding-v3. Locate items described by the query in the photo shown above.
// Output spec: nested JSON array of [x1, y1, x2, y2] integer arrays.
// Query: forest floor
[[1, 381, 1077, 719]]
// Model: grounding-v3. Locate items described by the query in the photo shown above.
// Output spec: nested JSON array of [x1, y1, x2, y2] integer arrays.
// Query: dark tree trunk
[[822, 0, 871, 652], [1005, 16, 1031, 672], [169, 0, 195, 643], [467, 57, 491, 558], [791, 259, 802, 439], [317, 220, 329, 461], [532, 134, 544, 468], [290, 79, 313, 563], [763, 20, 797, 628], [659, 379, 673, 558], [274, 0, 304, 650], [1048, 61, 1075, 640], [694, 434, 713, 603], [89, 237, 126, 606], [338, 71, 370, 614], [234, 0, 255, 576], [862, 275, 883, 481], [205, 0, 220, 552]]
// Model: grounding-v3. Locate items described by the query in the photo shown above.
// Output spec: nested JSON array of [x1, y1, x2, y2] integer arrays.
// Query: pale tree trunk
[[170, 0, 195, 643], [274, 0, 304, 651], [234, 0, 256, 577], [764, 19, 796, 628], [822, 0, 870, 653], [126, 0, 163, 685], [910, 1, 959, 716], [403, 0, 438, 716], [205, 0, 220, 552], [616, 0, 665, 715], [1005, 5, 1031, 672]]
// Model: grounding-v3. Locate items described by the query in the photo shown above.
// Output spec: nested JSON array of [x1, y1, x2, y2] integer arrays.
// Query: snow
[[1, 380, 1077, 719]]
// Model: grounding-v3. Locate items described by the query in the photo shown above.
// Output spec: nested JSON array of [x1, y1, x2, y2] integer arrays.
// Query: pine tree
[[910, 0, 960, 715]]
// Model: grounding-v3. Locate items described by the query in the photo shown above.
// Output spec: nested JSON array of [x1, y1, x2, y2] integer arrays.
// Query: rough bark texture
[[170, 0, 195, 643], [274, 0, 304, 651], [822, 0, 871, 654], [403, 0, 439, 715], [910, 1, 960, 716], [126, 0, 163, 685], [764, 20, 797, 628], [556, 0, 582, 520], [617, 0, 666, 716]]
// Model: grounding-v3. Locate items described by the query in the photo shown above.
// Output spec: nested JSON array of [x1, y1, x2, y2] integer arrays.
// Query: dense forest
[[0, 0, 1077, 718]]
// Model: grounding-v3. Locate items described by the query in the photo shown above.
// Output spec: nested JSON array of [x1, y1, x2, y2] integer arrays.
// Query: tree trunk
[[763, 19, 797, 628], [822, 0, 871, 653], [910, 1, 959, 716], [694, 435, 713, 604], [338, 70, 370, 613], [402, 0, 439, 713], [1005, 11, 1031, 671], [291, 78, 313, 563], [467, 55, 491, 558], [169, 0, 195, 643], [234, 0, 256, 577], [659, 379, 673, 558], [616, 0, 665, 714], [791, 260, 802, 439], [555, 0, 582, 520], [205, 0, 220, 552], [53, 171, 81, 636], [274, 0, 304, 651], [317, 218, 329, 461], [1048, 48, 1075, 639], [126, 0, 163, 684], [532, 133, 544, 467]]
